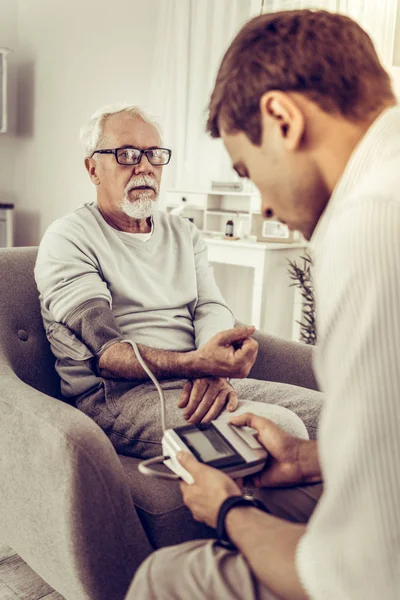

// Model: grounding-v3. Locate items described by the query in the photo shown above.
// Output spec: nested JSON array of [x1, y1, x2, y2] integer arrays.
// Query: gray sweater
[[35, 202, 234, 396]]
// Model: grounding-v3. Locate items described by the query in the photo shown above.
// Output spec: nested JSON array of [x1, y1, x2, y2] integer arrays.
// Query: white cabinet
[[206, 239, 307, 341]]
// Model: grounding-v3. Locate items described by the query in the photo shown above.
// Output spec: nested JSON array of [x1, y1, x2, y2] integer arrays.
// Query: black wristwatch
[[216, 494, 268, 550]]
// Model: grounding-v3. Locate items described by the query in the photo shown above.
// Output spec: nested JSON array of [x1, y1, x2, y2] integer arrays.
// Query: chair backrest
[[0, 247, 61, 399]]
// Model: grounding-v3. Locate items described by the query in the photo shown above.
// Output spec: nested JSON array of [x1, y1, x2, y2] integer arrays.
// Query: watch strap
[[216, 494, 268, 550]]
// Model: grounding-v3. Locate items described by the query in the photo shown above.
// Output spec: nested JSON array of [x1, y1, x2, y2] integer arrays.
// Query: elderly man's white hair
[[80, 104, 163, 158]]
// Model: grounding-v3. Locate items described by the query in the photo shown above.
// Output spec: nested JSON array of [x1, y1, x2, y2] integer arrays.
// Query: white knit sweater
[[296, 105, 400, 598]]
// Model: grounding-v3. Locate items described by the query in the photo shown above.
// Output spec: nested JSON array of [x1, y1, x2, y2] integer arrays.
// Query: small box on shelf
[[252, 214, 301, 244]]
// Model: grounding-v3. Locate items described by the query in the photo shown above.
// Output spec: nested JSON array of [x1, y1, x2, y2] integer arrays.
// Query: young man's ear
[[85, 157, 101, 185], [259, 90, 305, 151]]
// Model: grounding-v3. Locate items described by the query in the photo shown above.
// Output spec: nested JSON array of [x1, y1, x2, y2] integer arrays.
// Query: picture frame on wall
[[0, 48, 11, 134]]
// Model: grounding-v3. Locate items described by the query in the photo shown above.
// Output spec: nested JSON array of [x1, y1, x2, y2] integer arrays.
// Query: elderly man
[[128, 9, 400, 600], [34, 104, 322, 460]]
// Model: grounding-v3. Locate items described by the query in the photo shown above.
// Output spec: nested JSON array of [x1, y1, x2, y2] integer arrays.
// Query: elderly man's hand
[[178, 451, 241, 528], [178, 377, 238, 423], [193, 326, 258, 379]]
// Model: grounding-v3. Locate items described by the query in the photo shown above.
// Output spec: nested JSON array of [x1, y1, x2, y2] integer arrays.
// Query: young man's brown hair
[[207, 10, 395, 144]]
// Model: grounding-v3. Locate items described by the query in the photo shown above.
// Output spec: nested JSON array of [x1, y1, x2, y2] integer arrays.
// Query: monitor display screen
[[182, 427, 236, 463]]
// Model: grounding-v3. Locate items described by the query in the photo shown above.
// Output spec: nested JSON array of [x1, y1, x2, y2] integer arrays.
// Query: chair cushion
[[0, 248, 61, 399], [119, 455, 214, 548]]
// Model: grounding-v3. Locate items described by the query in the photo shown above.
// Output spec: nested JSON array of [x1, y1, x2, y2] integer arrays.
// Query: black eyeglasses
[[91, 146, 172, 166]]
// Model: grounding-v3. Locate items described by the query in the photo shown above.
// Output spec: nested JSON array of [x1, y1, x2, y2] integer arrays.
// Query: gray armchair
[[0, 247, 318, 600]]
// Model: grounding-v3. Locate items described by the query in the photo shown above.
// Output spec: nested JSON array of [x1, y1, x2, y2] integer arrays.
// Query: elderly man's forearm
[[226, 507, 308, 600], [98, 340, 201, 380]]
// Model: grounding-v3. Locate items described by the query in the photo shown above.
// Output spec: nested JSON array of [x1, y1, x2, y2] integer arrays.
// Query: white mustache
[[126, 175, 158, 194]]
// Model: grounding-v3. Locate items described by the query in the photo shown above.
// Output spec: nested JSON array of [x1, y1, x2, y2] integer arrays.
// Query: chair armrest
[[249, 330, 319, 391], [0, 363, 152, 600]]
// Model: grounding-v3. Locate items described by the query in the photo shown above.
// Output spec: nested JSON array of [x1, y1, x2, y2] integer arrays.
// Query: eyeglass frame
[[90, 146, 172, 166]]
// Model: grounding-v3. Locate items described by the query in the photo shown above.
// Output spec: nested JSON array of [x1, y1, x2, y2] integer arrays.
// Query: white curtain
[[148, 0, 253, 191], [149, 0, 397, 193], [261, 0, 397, 67]]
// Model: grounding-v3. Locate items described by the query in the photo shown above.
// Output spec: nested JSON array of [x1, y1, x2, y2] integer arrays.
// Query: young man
[[128, 9, 400, 599], [34, 104, 322, 459]]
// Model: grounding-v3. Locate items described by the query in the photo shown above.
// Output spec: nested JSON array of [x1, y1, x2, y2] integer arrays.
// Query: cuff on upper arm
[[65, 298, 124, 356]]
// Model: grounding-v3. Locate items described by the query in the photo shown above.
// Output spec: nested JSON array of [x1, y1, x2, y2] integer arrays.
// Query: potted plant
[[287, 253, 316, 345]]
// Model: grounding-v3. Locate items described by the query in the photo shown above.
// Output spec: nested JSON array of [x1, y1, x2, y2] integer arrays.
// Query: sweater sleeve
[[34, 230, 111, 325], [191, 225, 235, 348]]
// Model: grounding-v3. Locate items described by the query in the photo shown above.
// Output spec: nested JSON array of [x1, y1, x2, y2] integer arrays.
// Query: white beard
[[120, 174, 159, 219], [120, 193, 156, 219]]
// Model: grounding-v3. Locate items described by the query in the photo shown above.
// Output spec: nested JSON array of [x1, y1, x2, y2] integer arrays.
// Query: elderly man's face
[[88, 112, 163, 220]]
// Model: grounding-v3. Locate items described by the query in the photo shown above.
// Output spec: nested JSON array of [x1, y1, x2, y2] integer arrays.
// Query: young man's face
[[221, 114, 329, 241]]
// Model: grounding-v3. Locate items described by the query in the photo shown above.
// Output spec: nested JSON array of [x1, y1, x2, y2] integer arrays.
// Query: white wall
[[0, 0, 18, 206], [14, 0, 159, 245], [7, 0, 400, 246]]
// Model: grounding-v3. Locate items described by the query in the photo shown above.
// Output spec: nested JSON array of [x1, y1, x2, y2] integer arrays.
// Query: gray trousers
[[126, 482, 323, 600], [76, 377, 323, 458]]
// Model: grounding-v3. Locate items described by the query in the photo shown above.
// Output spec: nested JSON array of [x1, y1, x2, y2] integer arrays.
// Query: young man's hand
[[178, 451, 241, 528], [230, 413, 322, 488], [192, 326, 258, 379], [177, 377, 238, 423]]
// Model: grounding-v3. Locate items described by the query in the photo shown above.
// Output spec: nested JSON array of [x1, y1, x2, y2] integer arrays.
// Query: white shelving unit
[[165, 188, 300, 242]]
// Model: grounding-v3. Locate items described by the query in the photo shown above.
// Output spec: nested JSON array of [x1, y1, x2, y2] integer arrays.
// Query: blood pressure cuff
[[64, 298, 124, 358]]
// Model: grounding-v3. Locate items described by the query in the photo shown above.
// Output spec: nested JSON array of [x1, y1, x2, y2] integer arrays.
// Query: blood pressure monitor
[[130, 341, 298, 486], [162, 419, 268, 484]]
